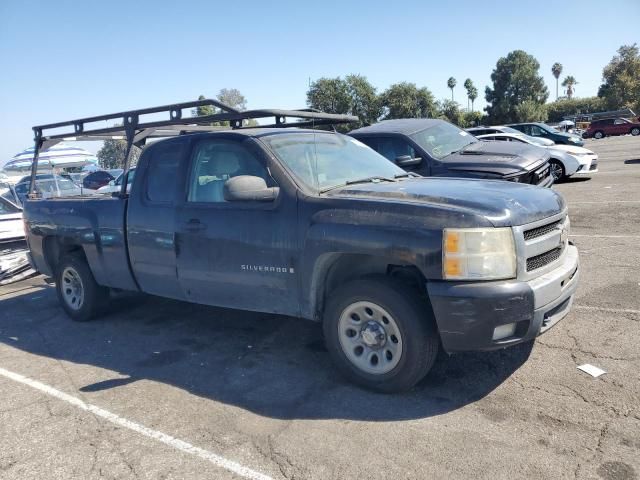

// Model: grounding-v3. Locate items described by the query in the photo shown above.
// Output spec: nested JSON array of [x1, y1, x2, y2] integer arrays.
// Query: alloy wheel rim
[[550, 163, 563, 181], [338, 301, 403, 375], [61, 266, 84, 311]]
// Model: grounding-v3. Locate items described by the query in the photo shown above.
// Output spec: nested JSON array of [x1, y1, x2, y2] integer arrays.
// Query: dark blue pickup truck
[[23, 101, 579, 392]]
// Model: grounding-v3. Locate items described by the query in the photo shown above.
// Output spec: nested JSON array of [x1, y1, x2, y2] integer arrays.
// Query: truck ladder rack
[[28, 99, 358, 197]]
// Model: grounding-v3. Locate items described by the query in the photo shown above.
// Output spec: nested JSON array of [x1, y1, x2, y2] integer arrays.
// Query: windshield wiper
[[393, 172, 417, 178], [319, 176, 396, 194], [346, 176, 397, 185]]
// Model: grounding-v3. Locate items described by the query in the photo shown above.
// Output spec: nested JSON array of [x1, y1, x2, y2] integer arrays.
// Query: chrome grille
[[527, 247, 562, 271], [524, 220, 562, 241], [513, 212, 568, 280]]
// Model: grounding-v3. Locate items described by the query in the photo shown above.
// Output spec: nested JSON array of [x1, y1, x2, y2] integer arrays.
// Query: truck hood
[[326, 177, 565, 227], [441, 141, 549, 176]]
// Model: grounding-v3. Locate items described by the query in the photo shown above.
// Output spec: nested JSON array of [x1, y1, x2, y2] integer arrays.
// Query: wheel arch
[[43, 236, 87, 275], [308, 252, 429, 322]]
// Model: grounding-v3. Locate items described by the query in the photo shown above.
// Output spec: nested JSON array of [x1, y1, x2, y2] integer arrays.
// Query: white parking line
[[575, 305, 640, 315], [570, 200, 640, 204], [0, 367, 273, 480], [570, 234, 640, 238]]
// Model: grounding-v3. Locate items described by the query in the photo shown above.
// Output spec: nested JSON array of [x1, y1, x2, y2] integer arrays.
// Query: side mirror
[[395, 155, 422, 167], [223, 175, 279, 202], [108, 180, 115, 186]]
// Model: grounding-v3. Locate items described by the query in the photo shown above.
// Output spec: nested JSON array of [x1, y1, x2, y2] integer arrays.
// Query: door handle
[[185, 218, 206, 231]]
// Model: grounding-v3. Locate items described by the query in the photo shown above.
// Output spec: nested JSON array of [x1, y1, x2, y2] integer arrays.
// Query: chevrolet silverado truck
[[23, 101, 579, 392], [349, 119, 553, 187]]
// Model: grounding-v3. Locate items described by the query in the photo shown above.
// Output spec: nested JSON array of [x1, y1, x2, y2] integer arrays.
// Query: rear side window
[[145, 141, 184, 203]]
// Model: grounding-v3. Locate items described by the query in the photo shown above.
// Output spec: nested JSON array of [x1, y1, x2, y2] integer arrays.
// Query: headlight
[[569, 137, 580, 143], [443, 227, 516, 280]]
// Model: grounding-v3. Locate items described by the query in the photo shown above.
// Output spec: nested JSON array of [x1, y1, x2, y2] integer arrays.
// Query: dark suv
[[349, 119, 552, 187], [584, 117, 640, 139], [507, 122, 584, 146]]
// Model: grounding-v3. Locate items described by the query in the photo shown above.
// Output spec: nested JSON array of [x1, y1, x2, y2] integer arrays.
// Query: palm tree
[[562, 75, 578, 99], [468, 86, 478, 112], [463, 78, 473, 110], [447, 77, 457, 101], [551, 63, 563, 100]]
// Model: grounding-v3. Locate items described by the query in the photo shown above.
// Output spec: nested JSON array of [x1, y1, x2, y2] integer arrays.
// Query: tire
[[323, 275, 439, 393], [594, 130, 604, 139], [631, 127, 640, 136], [549, 159, 566, 182], [55, 253, 110, 321]]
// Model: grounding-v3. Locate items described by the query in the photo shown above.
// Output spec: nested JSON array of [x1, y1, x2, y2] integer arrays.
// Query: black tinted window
[[146, 142, 184, 203], [370, 137, 417, 161]]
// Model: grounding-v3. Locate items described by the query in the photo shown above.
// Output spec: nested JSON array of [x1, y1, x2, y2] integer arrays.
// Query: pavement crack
[[255, 436, 306, 480], [596, 423, 610, 456]]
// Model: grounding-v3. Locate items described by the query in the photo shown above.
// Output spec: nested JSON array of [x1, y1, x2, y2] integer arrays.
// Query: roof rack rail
[[28, 99, 358, 198]]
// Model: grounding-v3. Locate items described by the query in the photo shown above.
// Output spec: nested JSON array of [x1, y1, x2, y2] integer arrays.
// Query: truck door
[[175, 137, 299, 316], [127, 138, 187, 300]]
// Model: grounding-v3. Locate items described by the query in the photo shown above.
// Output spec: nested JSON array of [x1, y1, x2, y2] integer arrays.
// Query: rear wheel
[[594, 130, 604, 139], [549, 159, 566, 182], [631, 127, 640, 136], [56, 254, 109, 321], [323, 276, 439, 393]]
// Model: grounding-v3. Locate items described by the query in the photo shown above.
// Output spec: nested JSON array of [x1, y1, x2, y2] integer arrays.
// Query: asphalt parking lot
[[1, 135, 639, 480]]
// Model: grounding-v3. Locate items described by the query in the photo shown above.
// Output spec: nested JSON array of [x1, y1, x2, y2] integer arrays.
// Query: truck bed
[[24, 195, 138, 291]]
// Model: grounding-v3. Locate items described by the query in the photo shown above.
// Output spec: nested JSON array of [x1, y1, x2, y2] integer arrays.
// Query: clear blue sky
[[1, 0, 638, 162]]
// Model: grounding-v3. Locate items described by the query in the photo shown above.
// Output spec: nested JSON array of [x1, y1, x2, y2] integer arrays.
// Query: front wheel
[[594, 130, 604, 139], [631, 127, 640, 136], [56, 254, 110, 321], [549, 160, 566, 182], [323, 276, 439, 393]]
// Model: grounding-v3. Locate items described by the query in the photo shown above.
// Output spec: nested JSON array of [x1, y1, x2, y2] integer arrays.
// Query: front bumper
[[571, 155, 599, 175], [427, 244, 579, 353]]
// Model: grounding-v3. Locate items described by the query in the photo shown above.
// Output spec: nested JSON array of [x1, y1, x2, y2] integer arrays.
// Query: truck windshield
[[411, 123, 477, 160], [263, 133, 405, 192]]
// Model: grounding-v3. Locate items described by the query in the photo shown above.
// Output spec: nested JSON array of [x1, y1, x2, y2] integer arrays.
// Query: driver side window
[[188, 139, 273, 203], [376, 138, 417, 162], [530, 126, 546, 136]]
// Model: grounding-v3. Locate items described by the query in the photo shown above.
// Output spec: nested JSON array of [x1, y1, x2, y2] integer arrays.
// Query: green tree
[[598, 44, 640, 113], [97, 139, 140, 170], [546, 96, 606, 122], [485, 50, 549, 123], [562, 75, 578, 99], [217, 88, 247, 111], [380, 82, 437, 119], [514, 100, 548, 122], [438, 99, 464, 126], [306, 75, 381, 130], [307, 77, 351, 115], [447, 77, 457, 101], [344, 74, 382, 127], [468, 86, 478, 112], [463, 110, 484, 128], [551, 62, 563, 100], [463, 78, 474, 110], [192, 94, 216, 119]]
